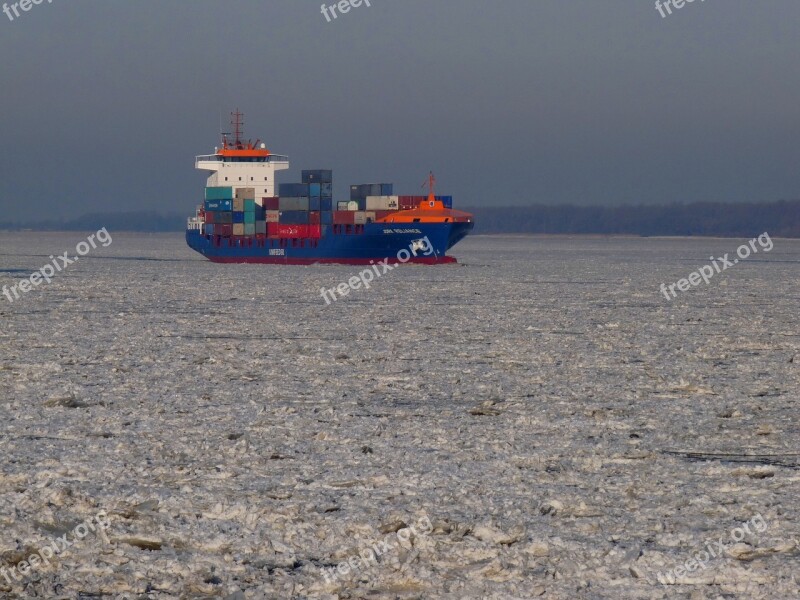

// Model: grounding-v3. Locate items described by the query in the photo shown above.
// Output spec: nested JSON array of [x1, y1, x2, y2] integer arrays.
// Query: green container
[[205, 186, 234, 201], [244, 199, 256, 212], [243, 223, 256, 235], [244, 212, 256, 224]]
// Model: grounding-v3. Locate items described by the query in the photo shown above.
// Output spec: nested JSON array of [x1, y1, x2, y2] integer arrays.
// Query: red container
[[262, 197, 280, 210], [205, 212, 216, 224], [333, 211, 356, 225], [309, 211, 321, 225], [217, 224, 233, 236], [399, 195, 424, 210]]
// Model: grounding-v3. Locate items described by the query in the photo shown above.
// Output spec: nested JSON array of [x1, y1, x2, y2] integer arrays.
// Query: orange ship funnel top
[[218, 109, 271, 157]]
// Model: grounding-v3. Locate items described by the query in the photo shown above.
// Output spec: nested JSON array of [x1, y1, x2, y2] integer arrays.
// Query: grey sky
[[1, 0, 798, 221]]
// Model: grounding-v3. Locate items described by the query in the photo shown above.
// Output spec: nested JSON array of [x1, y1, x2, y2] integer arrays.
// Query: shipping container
[[216, 212, 233, 224], [218, 224, 233, 236], [255, 205, 266, 220], [309, 197, 321, 211], [205, 224, 215, 235], [302, 169, 333, 184], [333, 211, 356, 225], [321, 182, 333, 198], [436, 195, 454, 209], [280, 210, 311, 224], [205, 186, 234, 201], [309, 211, 321, 225], [365, 196, 400, 210], [399, 195, 424, 210], [374, 210, 396, 221], [380, 183, 394, 196], [337, 201, 350, 211], [205, 212, 216, 224], [278, 183, 310, 197], [233, 223, 245, 236], [350, 185, 360, 201], [309, 183, 322, 197], [255, 221, 267, 234], [235, 188, 256, 200], [271, 224, 315, 238], [244, 212, 256, 224], [233, 212, 245, 224], [279, 197, 310, 211], [321, 211, 333, 225], [265, 210, 280, 223], [320, 198, 333, 212], [354, 212, 368, 225], [262, 197, 280, 210], [244, 223, 256, 236], [233, 198, 245, 212], [244, 199, 256, 212], [204, 199, 233, 212]]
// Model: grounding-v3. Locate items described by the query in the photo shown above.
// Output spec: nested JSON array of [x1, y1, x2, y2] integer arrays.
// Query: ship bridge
[[196, 110, 289, 201]]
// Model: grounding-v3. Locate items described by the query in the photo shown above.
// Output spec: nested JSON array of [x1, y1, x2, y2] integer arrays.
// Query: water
[[1, 232, 798, 599]]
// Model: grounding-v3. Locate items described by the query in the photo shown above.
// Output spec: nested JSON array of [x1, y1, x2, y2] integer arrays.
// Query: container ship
[[186, 111, 474, 264]]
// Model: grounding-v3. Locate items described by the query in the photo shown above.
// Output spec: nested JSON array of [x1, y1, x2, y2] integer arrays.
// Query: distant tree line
[[464, 200, 800, 238], [1, 200, 799, 237]]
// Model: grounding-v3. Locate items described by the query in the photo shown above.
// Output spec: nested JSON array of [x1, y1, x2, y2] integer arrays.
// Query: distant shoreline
[[1, 199, 798, 238]]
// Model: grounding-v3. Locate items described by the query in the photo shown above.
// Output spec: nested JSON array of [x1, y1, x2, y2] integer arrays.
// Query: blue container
[[321, 183, 333, 198], [436, 195, 453, 209], [216, 211, 233, 224], [279, 183, 310, 197], [280, 210, 310, 224], [321, 211, 333, 225], [204, 224, 215, 235], [233, 212, 245, 223], [204, 199, 233, 212], [320, 198, 333, 212], [309, 197, 321, 211], [302, 169, 333, 184], [309, 183, 322, 197], [205, 187, 234, 201], [380, 184, 394, 196], [356, 199, 366, 211], [255, 205, 266, 220]]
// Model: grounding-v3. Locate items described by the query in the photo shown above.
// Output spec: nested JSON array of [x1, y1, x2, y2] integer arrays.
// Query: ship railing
[[195, 154, 290, 167]]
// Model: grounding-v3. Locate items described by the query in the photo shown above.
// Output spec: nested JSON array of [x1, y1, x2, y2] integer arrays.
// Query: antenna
[[422, 171, 436, 200], [231, 109, 244, 147]]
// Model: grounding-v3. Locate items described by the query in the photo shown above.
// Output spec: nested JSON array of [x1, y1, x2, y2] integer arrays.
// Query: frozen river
[[1, 232, 798, 599]]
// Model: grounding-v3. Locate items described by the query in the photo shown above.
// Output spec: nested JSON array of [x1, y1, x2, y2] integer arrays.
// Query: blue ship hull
[[186, 221, 473, 264]]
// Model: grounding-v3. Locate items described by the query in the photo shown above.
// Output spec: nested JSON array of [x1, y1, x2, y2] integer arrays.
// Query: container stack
[[202, 173, 443, 239], [398, 195, 453, 210]]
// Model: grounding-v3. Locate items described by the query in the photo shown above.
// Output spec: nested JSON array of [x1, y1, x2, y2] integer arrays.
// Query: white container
[[365, 196, 399, 210]]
